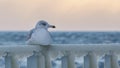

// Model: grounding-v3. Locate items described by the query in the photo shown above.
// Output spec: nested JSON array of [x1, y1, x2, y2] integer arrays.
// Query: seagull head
[[35, 20, 56, 29]]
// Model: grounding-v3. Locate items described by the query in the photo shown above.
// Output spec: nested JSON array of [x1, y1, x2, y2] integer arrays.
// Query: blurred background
[[0, 0, 120, 31]]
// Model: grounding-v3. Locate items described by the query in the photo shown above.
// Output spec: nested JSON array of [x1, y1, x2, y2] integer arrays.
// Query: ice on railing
[[0, 44, 119, 68]]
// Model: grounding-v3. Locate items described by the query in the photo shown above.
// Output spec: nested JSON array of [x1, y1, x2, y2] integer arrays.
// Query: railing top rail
[[0, 44, 120, 55], [50, 44, 120, 52]]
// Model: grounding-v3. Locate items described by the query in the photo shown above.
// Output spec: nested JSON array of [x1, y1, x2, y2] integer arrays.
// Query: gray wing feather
[[27, 29, 35, 40]]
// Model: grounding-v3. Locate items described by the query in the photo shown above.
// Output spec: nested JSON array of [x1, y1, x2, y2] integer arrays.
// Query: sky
[[0, 0, 120, 31]]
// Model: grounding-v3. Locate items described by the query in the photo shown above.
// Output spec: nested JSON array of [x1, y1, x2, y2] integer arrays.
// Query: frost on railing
[[0, 44, 120, 68]]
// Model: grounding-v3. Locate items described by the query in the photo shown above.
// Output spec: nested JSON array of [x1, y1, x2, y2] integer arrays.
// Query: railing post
[[84, 52, 98, 68], [41, 46, 52, 68], [67, 52, 75, 68], [62, 56, 68, 68], [43, 51, 52, 68], [5, 53, 19, 68], [104, 52, 119, 68], [84, 54, 90, 68], [111, 52, 119, 68], [61, 52, 75, 68], [38, 53, 45, 68], [104, 54, 111, 68], [27, 51, 45, 68]]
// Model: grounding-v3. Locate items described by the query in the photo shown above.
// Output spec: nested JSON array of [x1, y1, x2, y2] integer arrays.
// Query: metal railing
[[0, 44, 120, 68]]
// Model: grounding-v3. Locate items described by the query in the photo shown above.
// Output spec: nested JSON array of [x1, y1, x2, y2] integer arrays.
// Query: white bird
[[26, 20, 55, 45]]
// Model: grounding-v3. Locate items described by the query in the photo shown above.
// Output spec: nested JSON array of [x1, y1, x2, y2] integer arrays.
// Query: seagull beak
[[49, 25, 56, 28]]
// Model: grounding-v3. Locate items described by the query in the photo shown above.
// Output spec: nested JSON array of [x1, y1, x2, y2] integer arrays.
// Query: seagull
[[26, 20, 55, 45]]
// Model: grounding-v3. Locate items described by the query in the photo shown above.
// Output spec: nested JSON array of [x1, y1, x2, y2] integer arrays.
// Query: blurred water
[[0, 31, 120, 45], [0, 31, 120, 68]]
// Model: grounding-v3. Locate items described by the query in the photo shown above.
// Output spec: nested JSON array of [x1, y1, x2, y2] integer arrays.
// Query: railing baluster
[[105, 52, 119, 68], [5, 53, 19, 68], [5, 55, 12, 68], [111, 52, 119, 68], [62, 56, 68, 68], [84, 54, 90, 68], [43, 51, 52, 68], [67, 53, 75, 68], [38, 53, 45, 68], [89, 52, 98, 68], [27, 54, 38, 68], [84, 52, 98, 68], [61, 52, 75, 68], [104, 54, 111, 68], [27, 51, 45, 68]]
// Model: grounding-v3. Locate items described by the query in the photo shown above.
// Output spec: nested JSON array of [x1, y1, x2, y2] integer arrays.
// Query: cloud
[[0, 0, 120, 30]]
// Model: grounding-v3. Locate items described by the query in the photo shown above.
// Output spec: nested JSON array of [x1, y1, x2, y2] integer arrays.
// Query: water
[[0, 31, 120, 45], [0, 31, 120, 68]]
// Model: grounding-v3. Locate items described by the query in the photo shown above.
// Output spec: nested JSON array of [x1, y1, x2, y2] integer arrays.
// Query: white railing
[[0, 44, 120, 68]]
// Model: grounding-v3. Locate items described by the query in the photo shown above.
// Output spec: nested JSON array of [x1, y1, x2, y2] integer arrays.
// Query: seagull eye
[[42, 23, 46, 26]]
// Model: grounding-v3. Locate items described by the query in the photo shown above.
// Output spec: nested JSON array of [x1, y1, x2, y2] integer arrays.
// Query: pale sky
[[0, 0, 120, 31]]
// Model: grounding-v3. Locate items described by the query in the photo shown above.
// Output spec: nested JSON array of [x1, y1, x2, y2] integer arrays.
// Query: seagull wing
[[27, 28, 35, 40]]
